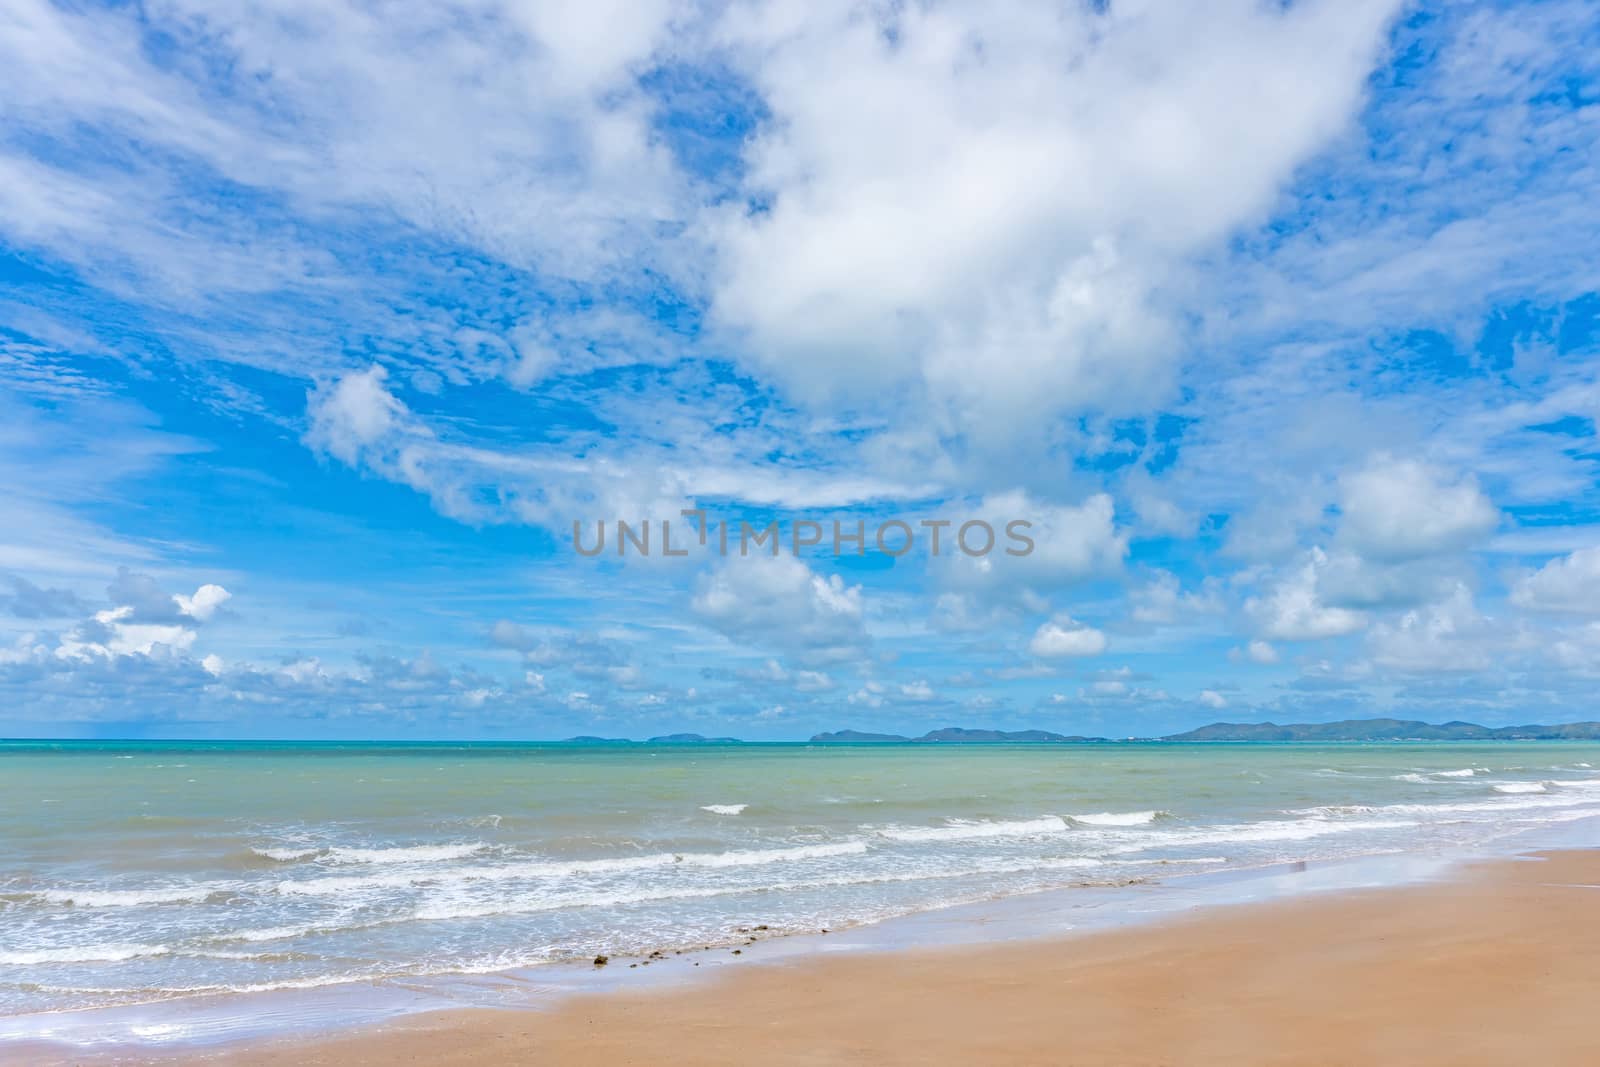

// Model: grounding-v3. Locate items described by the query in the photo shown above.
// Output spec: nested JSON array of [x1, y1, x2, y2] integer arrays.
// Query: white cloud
[[0, 0, 692, 292], [1365, 584, 1497, 673], [1198, 689, 1228, 709], [709, 0, 1402, 441], [691, 555, 866, 663], [938, 492, 1127, 601], [45, 573, 231, 662], [1313, 551, 1464, 610], [847, 682, 884, 708], [175, 584, 231, 622], [1338, 456, 1499, 561], [1028, 616, 1107, 659], [1511, 546, 1600, 615], [304, 367, 415, 468], [1246, 640, 1279, 665], [1130, 570, 1224, 625], [1246, 548, 1368, 641], [1551, 622, 1600, 671]]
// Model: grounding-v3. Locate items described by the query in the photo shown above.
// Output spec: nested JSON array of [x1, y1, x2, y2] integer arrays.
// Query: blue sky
[[2, 0, 1599, 739]]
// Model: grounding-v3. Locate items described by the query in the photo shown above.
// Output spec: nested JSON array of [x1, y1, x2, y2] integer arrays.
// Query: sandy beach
[[129, 848, 1598, 1067]]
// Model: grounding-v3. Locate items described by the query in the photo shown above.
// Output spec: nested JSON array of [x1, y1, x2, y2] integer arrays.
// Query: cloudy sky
[[2, 0, 1598, 739]]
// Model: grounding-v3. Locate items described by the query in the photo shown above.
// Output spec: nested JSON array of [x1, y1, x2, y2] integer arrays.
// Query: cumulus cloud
[[1245, 640, 1280, 665], [34, 571, 235, 663], [304, 367, 415, 468], [1338, 456, 1499, 561], [174, 584, 232, 622], [1246, 549, 1368, 641], [1511, 546, 1600, 614], [938, 492, 1127, 604], [63, 607, 197, 658], [0, 574, 85, 619], [1130, 570, 1224, 625], [710, 0, 1402, 440], [1028, 616, 1107, 659], [103, 569, 232, 625], [1365, 584, 1497, 674], [691, 555, 867, 664]]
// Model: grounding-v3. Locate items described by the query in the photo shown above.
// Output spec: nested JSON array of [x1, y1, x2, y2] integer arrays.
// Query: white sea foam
[[275, 841, 871, 896], [204, 924, 324, 944], [1294, 791, 1600, 820], [1491, 782, 1547, 794], [252, 842, 490, 865], [1069, 810, 1167, 827], [676, 841, 869, 868], [1107, 817, 1413, 852], [701, 804, 748, 815], [0, 944, 170, 965], [409, 857, 1121, 924], [34, 886, 222, 908], [323, 843, 490, 865], [251, 847, 321, 862], [1393, 768, 1487, 782], [876, 816, 1068, 843]]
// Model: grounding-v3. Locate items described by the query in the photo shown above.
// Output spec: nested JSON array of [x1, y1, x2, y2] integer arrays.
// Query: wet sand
[[118, 850, 1600, 1065]]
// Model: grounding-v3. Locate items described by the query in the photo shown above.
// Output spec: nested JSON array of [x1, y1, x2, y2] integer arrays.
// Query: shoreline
[[129, 845, 1600, 1065], [8, 814, 1598, 1064]]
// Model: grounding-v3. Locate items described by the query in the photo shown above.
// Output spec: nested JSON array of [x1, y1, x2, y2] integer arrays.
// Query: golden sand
[[137, 849, 1600, 1066]]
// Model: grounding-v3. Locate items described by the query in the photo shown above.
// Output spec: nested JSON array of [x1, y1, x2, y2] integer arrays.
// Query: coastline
[[8, 812, 1598, 1065], [132, 846, 1600, 1065]]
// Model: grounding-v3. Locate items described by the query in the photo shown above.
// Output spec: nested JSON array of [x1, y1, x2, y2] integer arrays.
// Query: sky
[[1, 0, 1599, 740]]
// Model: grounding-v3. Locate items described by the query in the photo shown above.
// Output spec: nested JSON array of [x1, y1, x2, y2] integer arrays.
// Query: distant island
[[814, 719, 1600, 743], [1161, 718, 1600, 741], [556, 719, 1600, 745]]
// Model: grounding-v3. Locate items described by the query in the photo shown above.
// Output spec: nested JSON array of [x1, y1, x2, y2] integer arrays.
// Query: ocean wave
[[1392, 768, 1487, 783], [32, 886, 224, 908], [0, 943, 170, 965], [1491, 782, 1547, 794], [876, 816, 1068, 843], [409, 857, 1119, 924], [201, 923, 326, 944], [1109, 817, 1413, 851], [275, 841, 871, 896], [250, 847, 321, 862], [251, 842, 491, 865], [701, 804, 748, 815], [1293, 791, 1600, 819], [411, 882, 752, 921], [1068, 810, 1168, 827], [324, 843, 490, 865]]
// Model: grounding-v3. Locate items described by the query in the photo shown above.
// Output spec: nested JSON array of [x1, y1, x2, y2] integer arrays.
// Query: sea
[[3, 739, 1600, 1047]]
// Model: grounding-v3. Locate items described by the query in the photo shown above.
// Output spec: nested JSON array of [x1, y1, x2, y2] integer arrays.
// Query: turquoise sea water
[[4, 740, 1600, 1019]]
